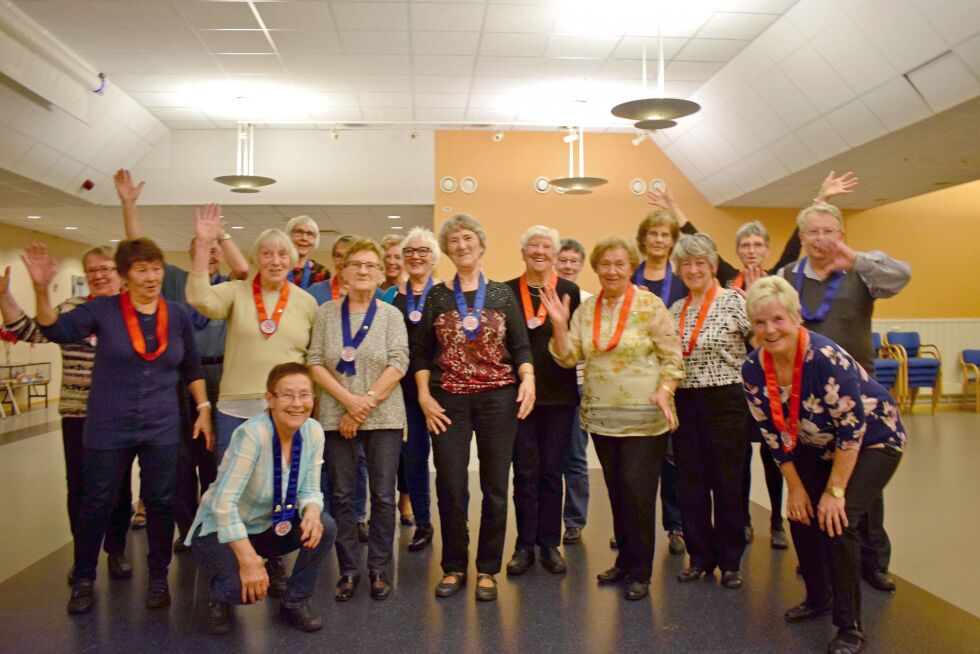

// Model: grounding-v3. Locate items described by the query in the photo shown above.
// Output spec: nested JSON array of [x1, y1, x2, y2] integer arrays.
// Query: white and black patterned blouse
[[668, 288, 750, 389]]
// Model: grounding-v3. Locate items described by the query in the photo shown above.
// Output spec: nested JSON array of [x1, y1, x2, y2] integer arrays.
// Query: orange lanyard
[[519, 272, 556, 329], [761, 326, 809, 454], [731, 272, 744, 290], [678, 283, 718, 357], [119, 292, 169, 361], [592, 284, 635, 352], [253, 274, 290, 338], [329, 275, 344, 301]]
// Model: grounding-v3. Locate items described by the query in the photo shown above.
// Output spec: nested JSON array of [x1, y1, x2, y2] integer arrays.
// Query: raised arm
[[114, 169, 145, 239], [20, 244, 59, 327], [0, 267, 25, 326], [814, 170, 858, 204]]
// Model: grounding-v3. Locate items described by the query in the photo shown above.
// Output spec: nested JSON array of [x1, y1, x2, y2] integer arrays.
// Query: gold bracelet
[[660, 384, 675, 397]]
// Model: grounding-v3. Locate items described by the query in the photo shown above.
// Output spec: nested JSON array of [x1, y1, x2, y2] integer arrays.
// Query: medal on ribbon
[[253, 275, 290, 338], [454, 273, 487, 341], [119, 292, 169, 361], [519, 272, 556, 330], [405, 276, 433, 324], [335, 295, 378, 376], [794, 257, 844, 322], [633, 261, 673, 304], [761, 326, 810, 454], [271, 421, 303, 537]]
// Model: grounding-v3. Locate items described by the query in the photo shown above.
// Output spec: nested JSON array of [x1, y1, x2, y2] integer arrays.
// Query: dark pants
[[326, 429, 402, 577], [355, 445, 369, 522], [62, 417, 131, 556], [790, 446, 902, 630], [193, 512, 337, 606], [592, 433, 668, 583], [402, 396, 432, 525], [743, 422, 785, 530], [73, 442, 179, 581], [562, 394, 589, 530], [859, 496, 891, 573], [659, 450, 683, 533], [174, 375, 218, 537], [673, 384, 748, 572], [432, 385, 517, 575], [513, 404, 575, 550]]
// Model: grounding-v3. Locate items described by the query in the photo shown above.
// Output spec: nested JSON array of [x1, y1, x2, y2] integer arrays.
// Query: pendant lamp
[[214, 123, 276, 193], [548, 126, 607, 192]]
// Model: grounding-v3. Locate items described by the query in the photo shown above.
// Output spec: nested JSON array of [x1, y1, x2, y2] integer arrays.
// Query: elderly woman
[[0, 247, 134, 581], [390, 227, 443, 551], [285, 215, 329, 289], [308, 234, 353, 304], [742, 276, 906, 654], [189, 363, 337, 634], [24, 239, 210, 614], [668, 234, 752, 589], [541, 236, 683, 600], [412, 214, 534, 602], [379, 234, 404, 299], [308, 238, 409, 602], [504, 226, 581, 576]]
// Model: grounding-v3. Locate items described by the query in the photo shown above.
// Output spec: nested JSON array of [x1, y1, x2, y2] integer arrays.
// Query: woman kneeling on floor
[[188, 362, 337, 635]]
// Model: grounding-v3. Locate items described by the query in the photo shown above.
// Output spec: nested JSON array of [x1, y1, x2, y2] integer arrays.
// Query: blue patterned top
[[741, 330, 907, 465]]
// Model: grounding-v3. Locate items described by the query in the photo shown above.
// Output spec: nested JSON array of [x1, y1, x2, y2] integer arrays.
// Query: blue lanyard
[[453, 273, 487, 341], [287, 260, 312, 289], [404, 276, 434, 324], [795, 258, 844, 322], [633, 261, 672, 304], [336, 295, 379, 376], [271, 422, 303, 533]]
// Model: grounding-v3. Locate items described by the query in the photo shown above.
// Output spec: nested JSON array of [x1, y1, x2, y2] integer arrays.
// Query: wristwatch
[[825, 485, 845, 498]]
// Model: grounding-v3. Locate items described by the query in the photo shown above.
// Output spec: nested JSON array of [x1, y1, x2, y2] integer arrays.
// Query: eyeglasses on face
[[291, 229, 318, 239], [402, 247, 432, 257], [802, 228, 841, 238], [273, 392, 314, 403], [346, 261, 380, 271], [557, 257, 582, 266], [85, 266, 117, 277]]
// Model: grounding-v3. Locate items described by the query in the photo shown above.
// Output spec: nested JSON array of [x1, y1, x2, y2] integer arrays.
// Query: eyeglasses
[[346, 261, 380, 271], [85, 266, 117, 277], [557, 257, 582, 266], [273, 392, 314, 404], [802, 228, 841, 238], [291, 229, 317, 239], [402, 247, 432, 257]]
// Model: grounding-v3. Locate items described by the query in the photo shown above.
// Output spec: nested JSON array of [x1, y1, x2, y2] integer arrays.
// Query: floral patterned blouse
[[741, 330, 907, 465], [549, 286, 684, 437]]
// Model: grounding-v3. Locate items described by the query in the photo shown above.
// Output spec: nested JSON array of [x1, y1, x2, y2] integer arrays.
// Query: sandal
[[130, 504, 147, 530], [475, 573, 497, 602], [435, 571, 466, 598]]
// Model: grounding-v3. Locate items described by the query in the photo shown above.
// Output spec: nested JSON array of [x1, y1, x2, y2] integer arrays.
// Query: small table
[[0, 363, 52, 417]]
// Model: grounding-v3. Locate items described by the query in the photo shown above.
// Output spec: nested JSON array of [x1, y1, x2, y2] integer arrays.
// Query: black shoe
[[744, 525, 755, 544], [668, 531, 686, 555], [369, 571, 392, 600], [784, 600, 832, 623], [279, 602, 322, 632], [206, 598, 232, 635], [173, 537, 191, 554], [146, 578, 171, 609], [539, 547, 568, 574], [625, 579, 649, 600], [334, 574, 360, 602], [677, 566, 710, 582], [107, 554, 132, 579], [400, 513, 416, 527], [266, 558, 288, 599], [597, 566, 627, 584], [828, 629, 866, 654], [67, 580, 94, 615], [435, 571, 466, 597], [475, 573, 497, 602], [771, 528, 789, 549], [563, 527, 583, 544], [722, 570, 743, 589], [357, 520, 370, 543], [506, 548, 535, 576], [408, 524, 434, 552], [864, 569, 896, 592], [609, 536, 618, 549]]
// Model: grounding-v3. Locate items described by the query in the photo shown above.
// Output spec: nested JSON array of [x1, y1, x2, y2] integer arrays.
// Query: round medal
[[341, 346, 357, 362], [274, 520, 292, 537], [408, 310, 422, 323], [462, 314, 479, 331], [527, 317, 542, 329], [260, 318, 277, 335]]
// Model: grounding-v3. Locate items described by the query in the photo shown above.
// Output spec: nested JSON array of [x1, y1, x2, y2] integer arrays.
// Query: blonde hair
[[745, 276, 801, 321], [636, 210, 680, 255], [250, 229, 298, 268], [590, 236, 640, 272], [380, 234, 403, 251], [341, 237, 384, 268], [439, 214, 487, 253]]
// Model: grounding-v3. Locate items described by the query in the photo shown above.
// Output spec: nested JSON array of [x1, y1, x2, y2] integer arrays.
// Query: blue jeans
[[192, 512, 337, 606], [215, 410, 248, 465], [562, 400, 589, 530], [401, 397, 432, 525]]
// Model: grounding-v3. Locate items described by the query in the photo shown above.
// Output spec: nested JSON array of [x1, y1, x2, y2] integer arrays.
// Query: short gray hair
[[250, 229, 298, 268], [735, 221, 770, 248], [797, 202, 843, 232], [670, 233, 719, 270], [401, 227, 441, 266], [559, 238, 586, 260], [83, 244, 116, 262], [519, 225, 560, 252], [285, 215, 321, 249], [745, 275, 801, 321], [439, 213, 487, 254]]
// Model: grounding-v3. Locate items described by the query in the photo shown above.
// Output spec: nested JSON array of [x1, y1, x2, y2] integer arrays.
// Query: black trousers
[[513, 404, 575, 550], [62, 417, 131, 556], [859, 496, 891, 573], [790, 446, 902, 630], [432, 385, 517, 575], [592, 433, 668, 583], [173, 364, 220, 536], [743, 417, 784, 530], [673, 384, 748, 572]]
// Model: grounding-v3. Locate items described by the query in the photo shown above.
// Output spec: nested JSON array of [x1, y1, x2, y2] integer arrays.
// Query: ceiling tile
[[255, 2, 334, 30], [354, 75, 414, 92], [752, 15, 804, 62], [412, 31, 481, 56], [785, 0, 842, 40], [752, 68, 820, 130], [331, 2, 410, 31], [826, 99, 888, 148], [733, 88, 791, 143], [849, 0, 948, 74], [674, 38, 748, 62], [467, 93, 511, 109], [16, 143, 62, 181], [412, 75, 472, 92], [409, 3, 486, 31], [465, 108, 518, 122], [413, 107, 466, 122], [795, 118, 848, 161], [906, 52, 980, 113], [666, 61, 724, 82], [55, 29, 138, 53], [954, 33, 980, 79], [215, 54, 286, 75], [536, 58, 603, 76], [484, 4, 555, 33], [744, 147, 790, 184], [361, 106, 415, 121], [697, 12, 778, 40], [545, 35, 618, 59], [769, 132, 817, 173], [812, 18, 896, 96], [413, 55, 475, 75], [779, 44, 854, 114], [172, 1, 260, 30], [144, 53, 224, 75], [338, 30, 411, 54], [479, 33, 548, 57], [359, 93, 414, 108], [674, 132, 722, 178], [611, 36, 686, 60], [912, 0, 980, 47], [196, 29, 273, 54], [663, 142, 704, 181], [862, 77, 932, 131], [271, 30, 343, 54]]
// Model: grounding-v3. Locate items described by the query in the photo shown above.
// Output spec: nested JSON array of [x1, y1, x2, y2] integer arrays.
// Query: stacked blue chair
[[960, 350, 980, 413], [886, 331, 942, 413], [871, 332, 903, 403]]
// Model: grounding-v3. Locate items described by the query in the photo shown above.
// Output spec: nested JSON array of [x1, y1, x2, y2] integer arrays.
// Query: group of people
[[3, 167, 912, 654]]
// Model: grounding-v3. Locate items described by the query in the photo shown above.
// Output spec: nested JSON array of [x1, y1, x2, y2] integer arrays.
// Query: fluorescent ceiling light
[[26, 215, 41, 220], [387, 215, 401, 220], [391, 226, 404, 230], [231, 225, 245, 230], [64, 226, 78, 230], [175, 82, 325, 122]]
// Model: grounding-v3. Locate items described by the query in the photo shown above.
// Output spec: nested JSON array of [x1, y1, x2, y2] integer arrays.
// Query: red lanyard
[[761, 326, 810, 454], [329, 276, 344, 301], [592, 284, 634, 352], [119, 291, 168, 361], [253, 274, 290, 338], [678, 283, 719, 357], [731, 272, 744, 290], [519, 272, 556, 329]]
